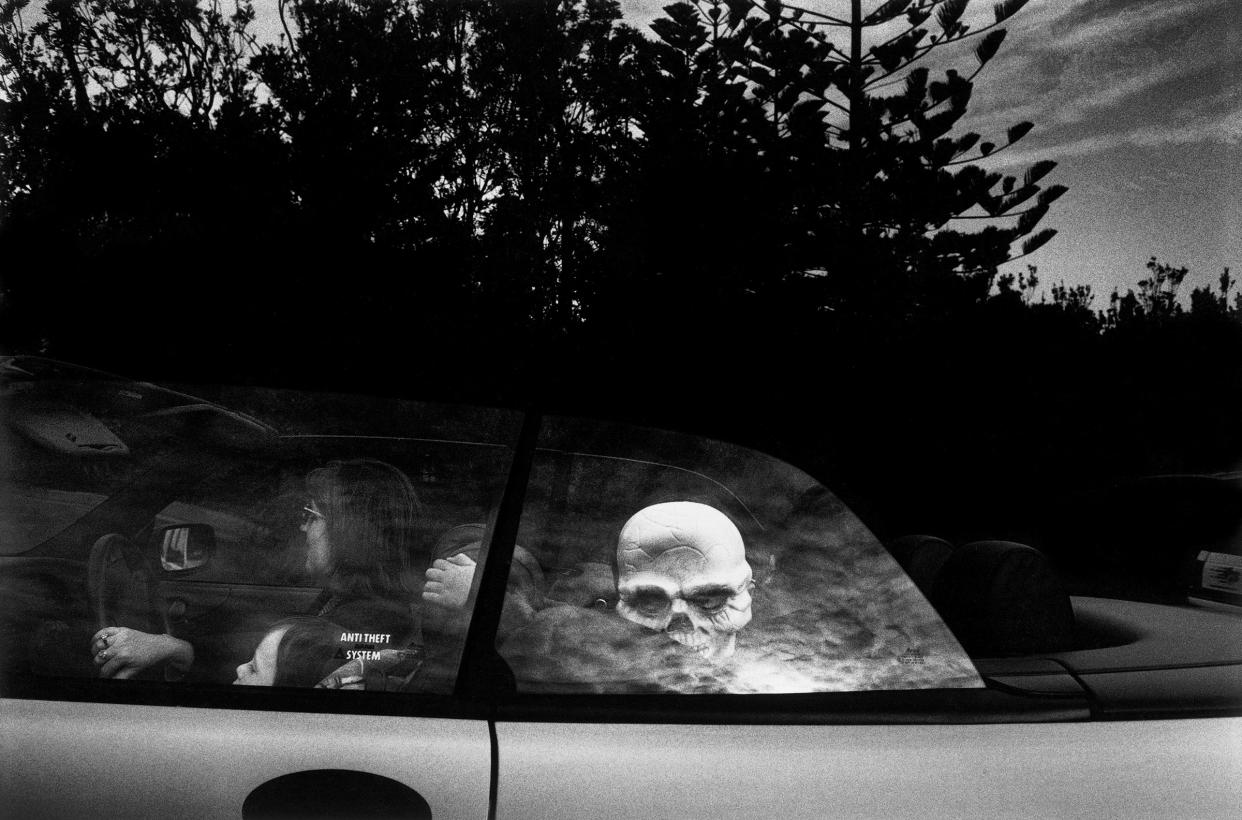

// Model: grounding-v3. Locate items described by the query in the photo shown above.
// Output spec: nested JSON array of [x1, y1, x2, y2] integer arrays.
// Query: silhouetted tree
[[460, 0, 647, 334], [631, 0, 1064, 330], [0, 0, 289, 374], [1103, 256, 1191, 329], [252, 0, 449, 252], [1188, 267, 1238, 319]]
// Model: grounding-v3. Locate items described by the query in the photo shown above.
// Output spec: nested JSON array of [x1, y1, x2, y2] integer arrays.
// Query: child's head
[[234, 617, 343, 687]]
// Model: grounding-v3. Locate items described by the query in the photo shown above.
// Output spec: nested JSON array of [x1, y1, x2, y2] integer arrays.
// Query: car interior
[[883, 478, 1242, 718]]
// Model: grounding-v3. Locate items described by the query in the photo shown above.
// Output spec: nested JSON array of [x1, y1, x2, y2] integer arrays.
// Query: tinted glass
[[494, 416, 982, 694], [0, 373, 520, 702]]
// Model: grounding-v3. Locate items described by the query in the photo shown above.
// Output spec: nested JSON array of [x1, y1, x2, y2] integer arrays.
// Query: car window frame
[[4, 391, 526, 720], [455, 410, 1098, 724], [17, 400, 1207, 725]]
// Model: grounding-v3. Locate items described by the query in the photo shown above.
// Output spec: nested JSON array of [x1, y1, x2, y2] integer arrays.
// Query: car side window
[[495, 416, 982, 694], [1, 380, 522, 704], [142, 441, 515, 695]]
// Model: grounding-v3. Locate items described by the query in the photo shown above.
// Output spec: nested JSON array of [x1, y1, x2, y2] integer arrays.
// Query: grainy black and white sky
[[615, 0, 1242, 302]]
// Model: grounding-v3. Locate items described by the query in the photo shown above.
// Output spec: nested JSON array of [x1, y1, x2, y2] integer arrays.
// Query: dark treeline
[[2, 0, 1239, 559]]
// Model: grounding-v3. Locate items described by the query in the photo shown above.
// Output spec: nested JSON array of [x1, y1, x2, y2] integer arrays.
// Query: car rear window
[[491, 415, 983, 694]]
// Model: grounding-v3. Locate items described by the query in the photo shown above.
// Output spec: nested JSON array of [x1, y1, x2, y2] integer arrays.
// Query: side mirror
[[156, 524, 214, 572]]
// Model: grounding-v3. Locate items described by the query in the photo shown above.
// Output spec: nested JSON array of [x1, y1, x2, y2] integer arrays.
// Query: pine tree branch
[[900, 15, 1015, 57], [949, 205, 1044, 220], [866, 0, 973, 54], [767, 0, 852, 27], [277, 0, 298, 56], [864, 14, 1015, 74], [866, 60, 991, 138], [865, 71, 914, 93], [866, 25, 928, 60], [813, 93, 853, 117], [955, 237, 1054, 275], [864, 42, 987, 94], [777, 13, 838, 44], [942, 136, 1023, 165]]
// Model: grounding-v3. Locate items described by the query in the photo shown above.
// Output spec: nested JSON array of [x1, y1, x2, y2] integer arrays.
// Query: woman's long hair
[[305, 458, 422, 598]]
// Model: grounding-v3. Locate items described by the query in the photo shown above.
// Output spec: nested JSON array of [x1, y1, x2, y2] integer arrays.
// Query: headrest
[[885, 534, 955, 597], [929, 540, 1075, 656]]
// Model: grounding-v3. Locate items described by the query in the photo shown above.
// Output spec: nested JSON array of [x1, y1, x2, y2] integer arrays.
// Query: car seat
[[887, 536, 1076, 657], [932, 540, 1076, 656], [885, 534, 955, 598]]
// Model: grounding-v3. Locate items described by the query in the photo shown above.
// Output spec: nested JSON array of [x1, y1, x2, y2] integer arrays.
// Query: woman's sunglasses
[[301, 505, 325, 526]]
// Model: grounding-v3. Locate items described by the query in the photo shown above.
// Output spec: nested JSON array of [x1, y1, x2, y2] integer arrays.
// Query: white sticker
[[1201, 552, 1242, 594]]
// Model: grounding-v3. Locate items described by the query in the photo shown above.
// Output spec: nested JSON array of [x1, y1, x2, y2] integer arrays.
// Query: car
[[2, 355, 1240, 819]]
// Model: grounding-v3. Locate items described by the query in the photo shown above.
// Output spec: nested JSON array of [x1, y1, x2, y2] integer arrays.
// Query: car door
[[0, 384, 522, 818], [478, 413, 1242, 819], [2, 698, 494, 819]]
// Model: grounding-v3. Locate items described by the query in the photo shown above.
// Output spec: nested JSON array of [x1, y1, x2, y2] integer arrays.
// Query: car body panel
[[0, 699, 492, 820], [1055, 598, 1242, 670], [494, 718, 1242, 819]]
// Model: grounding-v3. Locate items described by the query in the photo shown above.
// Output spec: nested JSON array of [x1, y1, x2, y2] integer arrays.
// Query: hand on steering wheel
[[87, 533, 188, 679], [90, 627, 187, 679]]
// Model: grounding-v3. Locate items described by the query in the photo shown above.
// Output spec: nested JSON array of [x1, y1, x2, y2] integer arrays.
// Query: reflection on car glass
[[4, 374, 530, 706], [501, 438, 982, 695]]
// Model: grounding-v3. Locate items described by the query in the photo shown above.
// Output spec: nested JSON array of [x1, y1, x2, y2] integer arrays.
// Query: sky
[[45, 0, 1240, 305], [613, 0, 1241, 303]]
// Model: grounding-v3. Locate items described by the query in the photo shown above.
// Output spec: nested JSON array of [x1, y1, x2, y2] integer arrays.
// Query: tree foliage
[[0, 0, 1235, 542], [649, 0, 1063, 314], [2, 0, 1066, 340]]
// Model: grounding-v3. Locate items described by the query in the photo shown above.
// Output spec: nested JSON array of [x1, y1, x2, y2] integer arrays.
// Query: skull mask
[[616, 501, 753, 661]]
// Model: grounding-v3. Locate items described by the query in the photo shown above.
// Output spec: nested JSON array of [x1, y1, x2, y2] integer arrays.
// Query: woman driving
[[90, 458, 423, 681]]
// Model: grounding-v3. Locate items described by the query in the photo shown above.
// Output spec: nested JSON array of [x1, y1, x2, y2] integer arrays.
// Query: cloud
[[980, 103, 1242, 170], [1047, 57, 1206, 125], [1128, 107, 1242, 148], [616, 1, 1237, 167], [954, 0, 1235, 161], [1027, 0, 1219, 53]]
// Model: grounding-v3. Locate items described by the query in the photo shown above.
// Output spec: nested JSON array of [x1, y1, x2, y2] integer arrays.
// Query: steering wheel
[[87, 533, 170, 635]]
